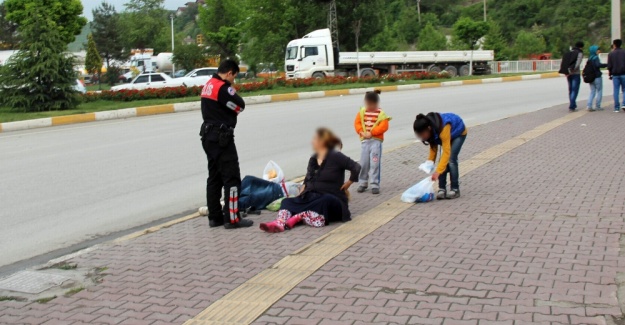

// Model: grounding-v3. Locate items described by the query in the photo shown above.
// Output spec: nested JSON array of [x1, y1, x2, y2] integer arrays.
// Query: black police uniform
[[200, 74, 246, 226]]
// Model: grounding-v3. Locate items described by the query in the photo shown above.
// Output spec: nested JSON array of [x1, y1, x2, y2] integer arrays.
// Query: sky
[[81, 0, 181, 20]]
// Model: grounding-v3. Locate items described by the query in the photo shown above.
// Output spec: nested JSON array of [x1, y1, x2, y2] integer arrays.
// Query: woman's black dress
[[280, 150, 361, 224]]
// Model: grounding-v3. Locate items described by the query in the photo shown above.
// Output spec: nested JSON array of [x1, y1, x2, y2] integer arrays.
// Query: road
[[0, 76, 605, 268]]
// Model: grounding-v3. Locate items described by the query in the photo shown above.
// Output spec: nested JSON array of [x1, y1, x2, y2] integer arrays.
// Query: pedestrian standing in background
[[558, 41, 584, 112], [354, 90, 391, 195], [608, 39, 625, 112], [585, 45, 608, 111]]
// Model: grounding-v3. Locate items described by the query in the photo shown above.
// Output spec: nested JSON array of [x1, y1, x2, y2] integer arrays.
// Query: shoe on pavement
[[446, 189, 461, 199], [357, 186, 367, 193], [371, 188, 380, 195], [198, 206, 208, 216], [614, 109, 621, 113], [621, 106, 625, 111], [586, 107, 595, 112], [224, 218, 254, 229], [209, 219, 224, 228], [436, 189, 447, 200]]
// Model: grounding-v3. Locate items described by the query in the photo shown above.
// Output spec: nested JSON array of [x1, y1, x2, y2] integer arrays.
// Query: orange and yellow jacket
[[428, 124, 468, 174], [354, 107, 391, 142]]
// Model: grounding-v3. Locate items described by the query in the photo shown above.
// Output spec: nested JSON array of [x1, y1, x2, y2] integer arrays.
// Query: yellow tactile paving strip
[[183, 110, 587, 325]]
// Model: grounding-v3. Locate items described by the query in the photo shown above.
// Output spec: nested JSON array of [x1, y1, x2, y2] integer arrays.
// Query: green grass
[[34, 296, 56, 304], [0, 296, 25, 302], [0, 72, 550, 123], [48, 262, 78, 270], [64, 286, 84, 297]]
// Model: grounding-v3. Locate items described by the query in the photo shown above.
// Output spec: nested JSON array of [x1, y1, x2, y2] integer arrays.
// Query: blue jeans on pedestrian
[[567, 74, 581, 109], [612, 75, 625, 110], [587, 77, 603, 109], [439, 135, 467, 191]]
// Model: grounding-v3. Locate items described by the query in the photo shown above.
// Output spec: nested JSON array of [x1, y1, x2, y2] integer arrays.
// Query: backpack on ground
[[559, 49, 579, 75], [582, 60, 597, 83]]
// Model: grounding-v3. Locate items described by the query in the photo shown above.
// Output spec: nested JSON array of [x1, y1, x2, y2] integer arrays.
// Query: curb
[[0, 72, 560, 133]]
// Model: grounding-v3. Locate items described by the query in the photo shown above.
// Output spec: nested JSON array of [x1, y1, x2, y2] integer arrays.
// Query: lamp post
[[483, 0, 487, 22], [170, 14, 175, 77], [417, 0, 421, 24], [612, 0, 621, 42]]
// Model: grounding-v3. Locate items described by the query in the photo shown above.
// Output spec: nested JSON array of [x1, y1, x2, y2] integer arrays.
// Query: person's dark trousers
[[202, 138, 242, 225], [567, 74, 581, 110], [439, 135, 467, 191]]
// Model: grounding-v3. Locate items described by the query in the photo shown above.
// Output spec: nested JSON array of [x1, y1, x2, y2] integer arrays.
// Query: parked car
[[74, 79, 86, 94], [111, 73, 179, 91], [173, 69, 187, 78], [177, 67, 218, 87]]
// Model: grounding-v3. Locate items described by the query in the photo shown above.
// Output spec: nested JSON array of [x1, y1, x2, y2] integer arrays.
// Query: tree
[[91, 1, 127, 67], [395, 1, 420, 45], [453, 17, 489, 75], [513, 30, 546, 59], [85, 34, 103, 89], [4, 0, 86, 44], [417, 22, 447, 51], [173, 44, 207, 71], [119, 0, 167, 51], [483, 21, 508, 60], [198, 0, 243, 59], [0, 4, 19, 49], [0, 7, 78, 111]]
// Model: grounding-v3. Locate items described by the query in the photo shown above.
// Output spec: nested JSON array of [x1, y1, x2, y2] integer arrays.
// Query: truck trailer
[[285, 29, 494, 79]]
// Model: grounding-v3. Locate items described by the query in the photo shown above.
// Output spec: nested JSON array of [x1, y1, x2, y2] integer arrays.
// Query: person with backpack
[[608, 39, 625, 112], [584, 45, 608, 111], [559, 41, 584, 112]]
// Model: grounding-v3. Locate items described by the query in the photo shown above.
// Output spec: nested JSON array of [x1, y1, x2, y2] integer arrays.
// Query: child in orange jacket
[[354, 90, 391, 194]]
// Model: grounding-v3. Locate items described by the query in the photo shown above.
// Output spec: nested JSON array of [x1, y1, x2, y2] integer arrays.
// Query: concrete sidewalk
[[1, 102, 625, 325]]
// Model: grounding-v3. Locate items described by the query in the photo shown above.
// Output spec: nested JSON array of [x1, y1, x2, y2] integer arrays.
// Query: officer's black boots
[[224, 218, 254, 229], [208, 219, 224, 228]]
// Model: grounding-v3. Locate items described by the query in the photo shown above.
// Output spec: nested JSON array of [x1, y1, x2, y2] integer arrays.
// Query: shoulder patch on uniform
[[228, 87, 236, 95]]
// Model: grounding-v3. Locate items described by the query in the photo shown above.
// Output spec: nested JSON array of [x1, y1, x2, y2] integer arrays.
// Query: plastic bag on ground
[[263, 160, 285, 184], [419, 160, 435, 174], [284, 182, 302, 197], [266, 198, 285, 212], [401, 177, 435, 203]]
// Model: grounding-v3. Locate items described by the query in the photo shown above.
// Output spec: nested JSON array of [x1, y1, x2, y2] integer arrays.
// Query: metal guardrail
[[491, 60, 562, 74]]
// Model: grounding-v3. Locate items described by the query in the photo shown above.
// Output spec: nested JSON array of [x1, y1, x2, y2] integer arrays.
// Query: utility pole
[[353, 19, 362, 77], [417, 0, 421, 24], [483, 0, 487, 22], [328, 0, 339, 50], [612, 0, 621, 42], [170, 14, 176, 77]]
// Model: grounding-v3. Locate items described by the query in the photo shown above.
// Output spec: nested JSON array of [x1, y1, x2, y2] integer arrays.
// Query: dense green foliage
[[4, 0, 86, 44], [172, 44, 207, 71], [0, 4, 19, 50], [0, 8, 78, 111]]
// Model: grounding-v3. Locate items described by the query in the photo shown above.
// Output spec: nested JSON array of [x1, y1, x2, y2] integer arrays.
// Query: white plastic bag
[[401, 177, 435, 203], [263, 161, 285, 184], [419, 160, 435, 174], [284, 182, 302, 197]]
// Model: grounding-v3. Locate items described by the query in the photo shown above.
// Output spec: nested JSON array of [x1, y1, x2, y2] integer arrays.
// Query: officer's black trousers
[[202, 137, 242, 225]]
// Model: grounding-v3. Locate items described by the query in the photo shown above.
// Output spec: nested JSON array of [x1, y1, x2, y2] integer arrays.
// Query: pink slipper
[[259, 220, 285, 233]]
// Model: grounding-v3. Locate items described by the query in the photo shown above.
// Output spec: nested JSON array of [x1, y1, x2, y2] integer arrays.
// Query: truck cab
[[285, 29, 335, 79]]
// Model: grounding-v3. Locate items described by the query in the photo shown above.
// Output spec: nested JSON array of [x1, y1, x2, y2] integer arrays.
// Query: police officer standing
[[200, 60, 253, 229]]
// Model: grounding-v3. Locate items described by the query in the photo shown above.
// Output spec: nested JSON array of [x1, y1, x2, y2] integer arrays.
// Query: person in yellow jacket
[[413, 112, 467, 199], [354, 90, 391, 195]]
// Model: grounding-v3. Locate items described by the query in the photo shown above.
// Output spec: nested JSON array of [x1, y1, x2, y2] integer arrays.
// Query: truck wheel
[[459, 65, 471, 76], [428, 65, 442, 73], [312, 72, 325, 79], [444, 66, 458, 77], [360, 69, 375, 77]]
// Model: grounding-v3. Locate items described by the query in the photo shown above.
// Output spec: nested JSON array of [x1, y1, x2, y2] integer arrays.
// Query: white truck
[[285, 29, 494, 79], [122, 50, 175, 82]]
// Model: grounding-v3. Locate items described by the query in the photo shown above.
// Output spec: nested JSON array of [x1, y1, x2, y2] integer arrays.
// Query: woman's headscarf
[[589, 45, 599, 60]]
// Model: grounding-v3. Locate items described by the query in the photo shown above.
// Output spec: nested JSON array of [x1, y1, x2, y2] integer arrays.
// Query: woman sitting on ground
[[260, 128, 361, 233]]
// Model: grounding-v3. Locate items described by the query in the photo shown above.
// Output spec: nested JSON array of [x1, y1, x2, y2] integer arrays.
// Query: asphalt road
[[0, 76, 605, 268]]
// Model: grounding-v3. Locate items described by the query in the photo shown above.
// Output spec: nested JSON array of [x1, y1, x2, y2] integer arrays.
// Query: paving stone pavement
[[254, 107, 625, 325], [1, 103, 623, 325]]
